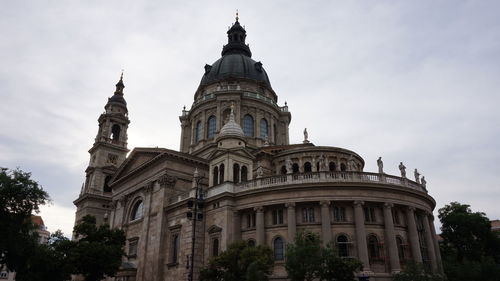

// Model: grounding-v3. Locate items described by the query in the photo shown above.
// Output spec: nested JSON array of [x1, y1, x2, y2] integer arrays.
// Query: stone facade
[[73, 17, 443, 281]]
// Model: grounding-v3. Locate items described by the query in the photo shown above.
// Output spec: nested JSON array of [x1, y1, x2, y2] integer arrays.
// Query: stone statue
[[377, 157, 383, 174], [348, 155, 356, 171], [399, 162, 406, 178], [303, 128, 309, 143], [421, 176, 427, 189], [318, 153, 327, 172], [256, 163, 264, 178], [414, 169, 420, 184], [286, 158, 293, 174]]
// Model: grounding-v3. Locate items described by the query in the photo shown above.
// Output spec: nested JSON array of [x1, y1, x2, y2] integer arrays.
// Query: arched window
[[233, 163, 240, 183], [195, 121, 202, 143], [247, 239, 256, 247], [219, 164, 225, 183], [260, 118, 268, 139], [280, 165, 287, 175], [329, 162, 336, 172], [340, 163, 347, 172], [131, 201, 144, 221], [396, 236, 405, 261], [243, 114, 254, 137], [213, 166, 219, 186], [368, 235, 380, 260], [241, 166, 248, 182], [273, 237, 284, 260], [207, 116, 216, 139], [292, 163, 299, 174], [212, 238, 219, 257], [171, 234, 179, 263], [304, 162, 312, 173], [103, 175, 112, 193], [111, 124, 121, 141], [336, 235, 349, 257]]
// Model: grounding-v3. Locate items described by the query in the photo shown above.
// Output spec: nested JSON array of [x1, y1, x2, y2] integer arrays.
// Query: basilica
[[73, 16, 442, 281]]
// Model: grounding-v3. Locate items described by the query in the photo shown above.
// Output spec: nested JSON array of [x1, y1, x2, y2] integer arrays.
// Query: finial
[[120, 69, 124, 81], [236, 9, 239, 22]]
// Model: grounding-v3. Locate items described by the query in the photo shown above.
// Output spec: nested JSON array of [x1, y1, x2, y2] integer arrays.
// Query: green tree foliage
[[199, 241, 274, 281], [0, 167, 49, 271], [15, 231, 74, 281], [285, 231, 362, 281], [392, 260, 445, 281], [285, 231, 323, 281], [438, 202, 500, 281], [71, 215, 126, 281], [321, 242, 362, 281]]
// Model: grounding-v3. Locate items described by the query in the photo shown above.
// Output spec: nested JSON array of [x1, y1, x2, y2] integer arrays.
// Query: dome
[[199, 19, 272, 90], [108, 94, 127, 105], [200, 54, 272, 89], [219, 108, 244, 138]]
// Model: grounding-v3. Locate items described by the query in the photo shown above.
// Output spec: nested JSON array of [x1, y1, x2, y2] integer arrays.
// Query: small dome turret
[[219, 106, 244, 138]]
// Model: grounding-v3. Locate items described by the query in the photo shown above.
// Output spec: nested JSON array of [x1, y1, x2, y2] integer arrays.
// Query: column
[[286, 202, 296, 241], [232, 210, 241, 243], [422, 213, 438, 272], [429, 216, 444, 274], [383, 203, 401, 272], [353, 201, 370, 271], [406, 207, 423, 263], [255, 206, 265, 245], [320, 201, 332, 246]]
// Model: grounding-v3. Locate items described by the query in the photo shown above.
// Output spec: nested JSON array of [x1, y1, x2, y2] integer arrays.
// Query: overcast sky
[[1, 1, 499, 235]]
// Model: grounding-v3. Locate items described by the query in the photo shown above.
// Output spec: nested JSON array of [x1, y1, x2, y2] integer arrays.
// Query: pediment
[[207, 147, 255, 161], [207, 225, 222, 234], [112, 148, 163, 183]]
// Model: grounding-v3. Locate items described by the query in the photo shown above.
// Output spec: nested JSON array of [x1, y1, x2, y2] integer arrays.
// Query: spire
[[115, 71, 125, 95], [221, 13, 252, 57]]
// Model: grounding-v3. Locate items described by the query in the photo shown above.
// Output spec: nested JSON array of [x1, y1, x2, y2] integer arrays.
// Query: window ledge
[[167, 262, 179, 268]]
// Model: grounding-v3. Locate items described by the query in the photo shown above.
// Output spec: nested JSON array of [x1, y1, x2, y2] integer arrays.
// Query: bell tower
[[74, 73, 130, 225]]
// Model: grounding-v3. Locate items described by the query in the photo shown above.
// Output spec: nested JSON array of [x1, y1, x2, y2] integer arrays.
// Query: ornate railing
[[169, 171, 427, 204], [235, 171, 427, 193]]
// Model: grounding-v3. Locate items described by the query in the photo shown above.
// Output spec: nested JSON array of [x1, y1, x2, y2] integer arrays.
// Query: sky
[[1, 0, 499, 235]]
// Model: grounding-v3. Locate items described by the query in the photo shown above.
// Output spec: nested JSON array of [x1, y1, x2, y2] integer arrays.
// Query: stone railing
[[169, 171, 427, 204], [235, 171, 427, 193]]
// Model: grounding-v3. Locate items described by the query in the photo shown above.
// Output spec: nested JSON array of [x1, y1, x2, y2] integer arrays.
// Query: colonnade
[[235, 200, 443, 274]]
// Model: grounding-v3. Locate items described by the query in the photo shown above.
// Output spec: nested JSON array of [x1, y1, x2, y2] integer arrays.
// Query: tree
[[321, 243, 362, 281], [15, 231, 74, 281], [392, 260, 445, 281], [70, 215, 126, 281], [199, 241, 274, 281], [0, 167, 50, 271], [285, 231, 362, 281], [438, 202, 500, 281], [285, 231, 323, 281]]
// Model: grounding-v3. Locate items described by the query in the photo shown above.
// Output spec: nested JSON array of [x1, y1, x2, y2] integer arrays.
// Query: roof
[[31, 215, 45, 227]]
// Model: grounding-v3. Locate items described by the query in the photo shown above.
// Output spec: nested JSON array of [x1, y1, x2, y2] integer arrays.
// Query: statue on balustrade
[[421, 176, 427, 189], [318, 154, 327, 172], [414, 168, 420, 184], [377, 157, 384, 174], [256, 162, 264, 178], [303, 128, 309, 143], [286, 158, 293, 174], [399, 162, 406, 178]]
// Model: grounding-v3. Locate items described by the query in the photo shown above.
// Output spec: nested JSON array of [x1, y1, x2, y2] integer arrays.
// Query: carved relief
[[158, 174, 177, 187]]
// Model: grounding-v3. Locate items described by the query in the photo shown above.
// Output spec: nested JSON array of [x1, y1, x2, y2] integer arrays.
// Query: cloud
[[1, 0, 500, 234]]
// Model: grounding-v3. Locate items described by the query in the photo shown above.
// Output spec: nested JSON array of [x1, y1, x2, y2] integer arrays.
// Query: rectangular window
[[0, 272, 8, 279], [302, 207, 315, 223], [170, 233, 180, 264], [247, 213, 256, 228], [364, 207, 376, 223], [333, 206, 346, 222], [392, 209, 401, 225], [128, 238, 138, 257], [272, 209, 284, 225]]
